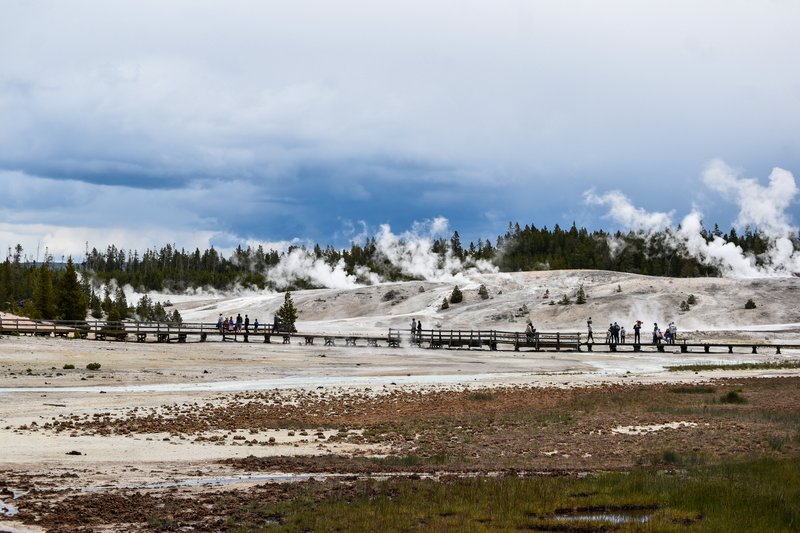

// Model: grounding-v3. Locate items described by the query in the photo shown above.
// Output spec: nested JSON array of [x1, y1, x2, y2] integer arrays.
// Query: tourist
[[235, 313, 242, 332], [411, 318, 417, 341], [416, 319, 422, 341], [606, 324, 613, 344], [244, 314, 250, 333], [587, 317, 594, 342], [633, 320, 642, 344], [612, 322, 620, 344], [253, 318, 259, 333], [669, 322, 677, 344], [652, 323, 660, 344], [222, 317, 229, 332], [216, 313, 223, 332], [620, 326, 626, 344], [525, 321, 536, 342]]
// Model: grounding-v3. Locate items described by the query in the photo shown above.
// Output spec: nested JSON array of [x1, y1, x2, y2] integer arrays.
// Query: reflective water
[[554, 510, 652, 524]]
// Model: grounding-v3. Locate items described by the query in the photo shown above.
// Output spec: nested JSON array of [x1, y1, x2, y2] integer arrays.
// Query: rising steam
[[263, 216, 496, 290], [586, 159, 800, 278]]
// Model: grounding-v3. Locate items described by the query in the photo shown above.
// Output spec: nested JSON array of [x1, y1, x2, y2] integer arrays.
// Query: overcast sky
[[1, 0, 799, 260]]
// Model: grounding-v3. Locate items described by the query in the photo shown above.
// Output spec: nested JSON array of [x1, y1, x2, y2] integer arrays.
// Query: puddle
[[0, 491, 22, 517], [554, 507, 654, 525], [85, 471, 439, 493], [0, 372, 532, 395]]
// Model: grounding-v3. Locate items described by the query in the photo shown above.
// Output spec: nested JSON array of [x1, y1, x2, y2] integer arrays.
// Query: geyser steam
[[585, 159, 800, 278]]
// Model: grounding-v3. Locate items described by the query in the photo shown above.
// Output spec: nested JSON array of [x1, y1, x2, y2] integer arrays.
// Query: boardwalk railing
[[2, 318, 798, 354], [388, 329, 582, 351]]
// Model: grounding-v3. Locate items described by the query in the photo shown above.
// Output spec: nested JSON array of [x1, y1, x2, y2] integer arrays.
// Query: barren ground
[[1, 270, 799, 532]]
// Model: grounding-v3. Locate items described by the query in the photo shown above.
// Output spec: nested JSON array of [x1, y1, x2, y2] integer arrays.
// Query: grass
[[669, 385, 716, 394], [467, 391, 496, 401], [369, 453, 450, 467], [720, 390, 747, 404], [221, 458, 800, 532], [85, 362, 101, 371], [667, 361, 800, 372]]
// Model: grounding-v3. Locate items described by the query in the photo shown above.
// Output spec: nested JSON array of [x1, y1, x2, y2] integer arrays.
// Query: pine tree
[[115, 286, 129, 319], [33, 263, 56, 318], [440, 297, 450, 310], [478, 284, 489, 300], [55, 258, 87, 321], [90, 290, 103, 319], [449, 285, 463, 304], [277, 291, 298, 332], [575, 284, 587, 304]]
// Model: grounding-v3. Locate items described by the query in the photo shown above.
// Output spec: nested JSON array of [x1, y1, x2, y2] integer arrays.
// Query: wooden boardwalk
[[1, 318, 798, 354]]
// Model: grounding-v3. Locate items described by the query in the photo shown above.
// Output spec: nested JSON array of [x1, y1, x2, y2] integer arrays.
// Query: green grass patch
[[221, 458, 800, 532], [85, 362, 101, 371], [369, 453, 450, 467], [63, 363, 75, 370], [669, 385, 716, 394], [720, 390, 747, 404], [467, 391, 496, 401], [666, 361, 800, 372]]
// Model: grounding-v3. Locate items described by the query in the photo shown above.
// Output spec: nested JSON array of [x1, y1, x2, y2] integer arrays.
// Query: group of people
[[217, 313, 260, 333], [586, 317, 677, 345]]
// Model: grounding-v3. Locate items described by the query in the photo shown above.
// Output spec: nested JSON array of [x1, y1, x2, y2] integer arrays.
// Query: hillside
[[169, 270, 800, 339]]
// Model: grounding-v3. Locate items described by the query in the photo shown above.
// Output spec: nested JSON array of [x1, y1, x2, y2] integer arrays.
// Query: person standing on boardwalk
[[216, 314, 224, 333], [586, 317, 594, 342], [253, 318, 259, 333], [620, 326, 626, 344], [416, 319, 422, 342], [525, 321, 536, 342], [411, 318, 417, 341], [235, 313, 242, 332], [652, 323, 660, 344], [633, 320, 641, 344], [244, 314, 250, 333]]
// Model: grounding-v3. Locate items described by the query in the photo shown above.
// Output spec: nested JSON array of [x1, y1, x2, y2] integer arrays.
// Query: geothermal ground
[[1, 270, 799, 532]]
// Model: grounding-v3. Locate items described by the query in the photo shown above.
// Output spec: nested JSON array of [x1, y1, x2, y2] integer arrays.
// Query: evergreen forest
[[0, 221, 791, 321]]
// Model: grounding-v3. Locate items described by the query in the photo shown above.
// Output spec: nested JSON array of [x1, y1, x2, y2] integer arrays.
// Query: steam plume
[[586, 160, 800, 277]]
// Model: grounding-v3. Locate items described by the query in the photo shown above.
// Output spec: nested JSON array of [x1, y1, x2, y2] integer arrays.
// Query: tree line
[[0, 221, 793, 321]]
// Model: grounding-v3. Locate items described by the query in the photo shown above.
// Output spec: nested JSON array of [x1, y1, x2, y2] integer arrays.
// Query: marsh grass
[[369, 453, 450, 467], [467, 391, 496, 401], [669, 385, 716, 394], [720, 390, 747, 404], [223, 458, 800, 532], [667, 361, 800, 372]]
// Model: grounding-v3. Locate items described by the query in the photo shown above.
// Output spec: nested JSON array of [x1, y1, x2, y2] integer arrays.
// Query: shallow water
[[0, 371, 546, 394], [554, 511, 652, 524], [86, 471, 438, 493]]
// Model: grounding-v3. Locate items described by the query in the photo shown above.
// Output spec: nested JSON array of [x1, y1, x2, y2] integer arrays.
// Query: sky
[[1, 0, 799, 261]]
